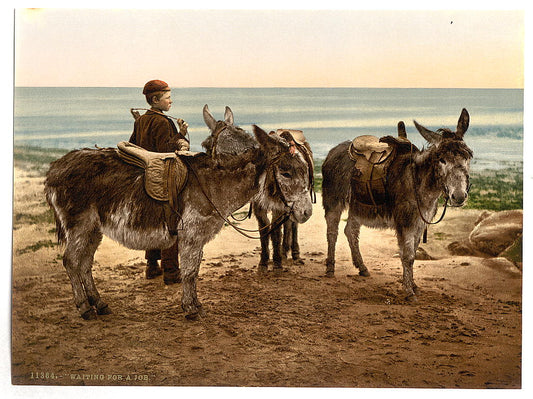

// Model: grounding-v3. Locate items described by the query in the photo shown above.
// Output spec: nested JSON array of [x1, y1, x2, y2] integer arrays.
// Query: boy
[[129, 79, 189, 284]]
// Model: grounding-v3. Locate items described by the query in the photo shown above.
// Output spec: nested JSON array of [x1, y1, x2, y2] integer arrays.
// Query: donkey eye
[[439, 158, 447, 165], [280, 172, 292, 178]]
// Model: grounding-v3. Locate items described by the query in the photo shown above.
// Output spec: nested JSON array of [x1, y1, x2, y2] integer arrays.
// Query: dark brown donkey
[[322, 109, 472, 300], [252, 130, 314, 272], [44, 105, 313, 320]]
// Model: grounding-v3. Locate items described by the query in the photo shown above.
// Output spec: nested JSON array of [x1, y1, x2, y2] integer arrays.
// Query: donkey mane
[[201, 123, 257, 155], [199, 122, 261, 171]]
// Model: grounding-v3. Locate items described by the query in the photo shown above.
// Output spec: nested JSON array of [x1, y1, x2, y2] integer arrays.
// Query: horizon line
[[14, 85, 524, 90]]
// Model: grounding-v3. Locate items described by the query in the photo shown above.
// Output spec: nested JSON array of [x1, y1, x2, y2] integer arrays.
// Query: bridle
[[181, 123, 295, 239], [409, 144, 448, 243]]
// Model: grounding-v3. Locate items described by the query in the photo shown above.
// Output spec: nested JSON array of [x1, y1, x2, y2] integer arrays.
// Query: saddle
[[117, 141, 189, 234], [276, 129, 306, 145], [348, 122, 416, 207]]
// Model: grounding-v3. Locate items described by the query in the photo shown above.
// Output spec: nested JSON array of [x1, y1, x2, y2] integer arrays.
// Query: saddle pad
[[117, 141, 188, 202], [349, 135, 393, 162]]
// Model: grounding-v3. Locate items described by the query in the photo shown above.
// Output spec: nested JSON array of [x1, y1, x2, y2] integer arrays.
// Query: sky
[[13, 6, 525, 88]]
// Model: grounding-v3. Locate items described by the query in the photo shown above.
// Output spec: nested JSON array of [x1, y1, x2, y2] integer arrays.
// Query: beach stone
[[468, 210, 523, 257], [481, 257, 521, 277], [415, 247, 435, 260], [447, 241, 475, 256]]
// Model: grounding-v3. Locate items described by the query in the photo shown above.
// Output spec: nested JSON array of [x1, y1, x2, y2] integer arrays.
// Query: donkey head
[[202, 104, 257, 160], [253, 125, 313, 224], [201, 105, 312, 223], [413, 109, 473, 207]]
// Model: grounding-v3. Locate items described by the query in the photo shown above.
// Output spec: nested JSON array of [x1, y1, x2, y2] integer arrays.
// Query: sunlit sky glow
[[14, 7, 525, 88]]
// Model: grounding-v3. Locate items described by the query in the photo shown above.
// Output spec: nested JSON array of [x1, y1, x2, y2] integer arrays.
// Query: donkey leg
[[63, 242, 96, 320], [281, 220, 292, 260], [344, 213, 369, 277], [270, 215, 283, 271], [290, 221, 304, 265], [78, 228, 110, 315], [63, 219, 105, 319], [325, 204, 343, 276], [64, 259, 94, 319], [254, 206, 271, 272], [179, 245, 204, 319], [396, 226, 423, 300]]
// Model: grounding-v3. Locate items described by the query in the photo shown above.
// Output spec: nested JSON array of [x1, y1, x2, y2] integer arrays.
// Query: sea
[[13, 87, 523, 172]]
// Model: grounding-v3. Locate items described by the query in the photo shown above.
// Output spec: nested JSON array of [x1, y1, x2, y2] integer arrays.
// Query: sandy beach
[[11, 166, 522, 388]]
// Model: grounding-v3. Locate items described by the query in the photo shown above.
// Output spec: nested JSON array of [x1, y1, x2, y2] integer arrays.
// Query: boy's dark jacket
[[129, 110, 188, 152]]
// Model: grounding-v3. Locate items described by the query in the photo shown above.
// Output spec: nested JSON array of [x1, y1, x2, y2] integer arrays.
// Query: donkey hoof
[[257, 264, 268, 274], [81, 308, 98, 320], [325, 270, 335, 278], [293, 258, 305, 265], [145, 267, 162, 280], [185, 311, 199, 320], [273, 267, 284, 277], [163, 271, 182, 285], [96, 304, 112, 315], [405, 294, 418, 303], [359, 269, 371, 277]]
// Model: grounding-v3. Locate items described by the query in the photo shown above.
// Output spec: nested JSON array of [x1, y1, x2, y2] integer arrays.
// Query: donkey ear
[[224, 106, 234, 125], [203, 104, 216, 131], [414, 120, 441, 145], [253, 124, 270, 146], [253, 125, 280, 153], [455, 108, 469, 140]]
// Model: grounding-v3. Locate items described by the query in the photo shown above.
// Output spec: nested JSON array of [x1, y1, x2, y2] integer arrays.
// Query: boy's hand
[[130, 109, 141, 121], [177, 118, 189, 135]]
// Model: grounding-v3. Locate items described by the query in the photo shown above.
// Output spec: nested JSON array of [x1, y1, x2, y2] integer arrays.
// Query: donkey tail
[[52, 210, 66, 245], [44, 188, 66, 245]]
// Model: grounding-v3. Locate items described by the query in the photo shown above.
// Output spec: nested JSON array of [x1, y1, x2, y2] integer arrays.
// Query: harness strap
[[410, 144, 449, 230], [181, 156, 292, 240]]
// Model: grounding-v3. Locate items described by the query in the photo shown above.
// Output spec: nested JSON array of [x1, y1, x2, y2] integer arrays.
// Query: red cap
[[142, 80, 170, 95]]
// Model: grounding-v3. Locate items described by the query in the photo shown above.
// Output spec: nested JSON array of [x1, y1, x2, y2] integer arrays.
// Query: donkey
[[44, 105, 313, 320], [322, 109, 472, 300], [252, 131, 314, 272]]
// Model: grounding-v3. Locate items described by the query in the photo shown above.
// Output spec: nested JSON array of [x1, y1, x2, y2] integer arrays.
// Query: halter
[[409, 144, 449, 243], [181, 124, 295, 240]]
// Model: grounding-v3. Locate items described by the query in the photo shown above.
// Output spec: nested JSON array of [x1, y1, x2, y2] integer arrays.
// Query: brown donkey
[[252, 130, 314, 271], [322, 109, 472, 300], [45, 105, 313, 320]]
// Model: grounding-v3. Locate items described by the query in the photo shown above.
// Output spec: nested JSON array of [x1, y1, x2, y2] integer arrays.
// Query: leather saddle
[[348, 122, 416, 207], [117, 141, 189, 234]]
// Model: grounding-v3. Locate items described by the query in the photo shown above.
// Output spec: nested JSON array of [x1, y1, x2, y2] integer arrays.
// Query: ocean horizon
[[14, 87, 523, 171]]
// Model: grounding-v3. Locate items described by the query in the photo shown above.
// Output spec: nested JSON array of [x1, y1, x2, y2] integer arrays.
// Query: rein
[[409, 145, 449, 242], [180, 141, 292, 240]]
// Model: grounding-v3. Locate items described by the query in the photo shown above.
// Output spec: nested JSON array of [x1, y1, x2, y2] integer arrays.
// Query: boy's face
[[153, 91, 172, 112]]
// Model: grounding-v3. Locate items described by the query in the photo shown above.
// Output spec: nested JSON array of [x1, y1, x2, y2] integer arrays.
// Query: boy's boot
[[161, 241, 181, 285], [145, 249, 162, 279]]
